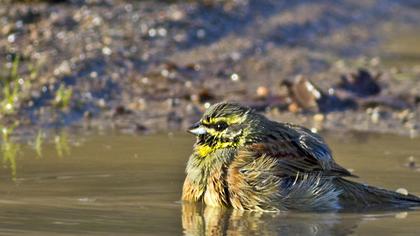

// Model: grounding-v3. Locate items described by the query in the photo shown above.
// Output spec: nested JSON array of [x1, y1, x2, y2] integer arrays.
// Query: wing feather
[[244, 123, 354, 177]]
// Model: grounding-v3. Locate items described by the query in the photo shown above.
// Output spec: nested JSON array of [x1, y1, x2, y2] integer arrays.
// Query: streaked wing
[[242, 123, 353, 177]]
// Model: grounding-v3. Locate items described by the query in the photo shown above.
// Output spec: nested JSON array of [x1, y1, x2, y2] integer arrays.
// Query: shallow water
[[0, 132, 419, 235], [381, 28, 420, 69]]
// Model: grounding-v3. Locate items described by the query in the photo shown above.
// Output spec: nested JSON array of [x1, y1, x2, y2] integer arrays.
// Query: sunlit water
[[381, 28, 420, 69], [0, 131, 420, 235]]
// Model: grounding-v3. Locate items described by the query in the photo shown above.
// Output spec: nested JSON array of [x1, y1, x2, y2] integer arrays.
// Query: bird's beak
[[188, 121, 207, 135]]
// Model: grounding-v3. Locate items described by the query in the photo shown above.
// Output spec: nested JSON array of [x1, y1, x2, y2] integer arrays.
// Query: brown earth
[[0, 0, 419, 138]]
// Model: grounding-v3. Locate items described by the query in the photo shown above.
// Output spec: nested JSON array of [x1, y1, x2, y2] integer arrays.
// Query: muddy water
[[0, 132, 419, 235], [381, 28, 420, 69]]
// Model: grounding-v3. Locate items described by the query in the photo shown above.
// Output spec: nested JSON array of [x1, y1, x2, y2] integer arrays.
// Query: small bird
[[182, 102, 420, 211]]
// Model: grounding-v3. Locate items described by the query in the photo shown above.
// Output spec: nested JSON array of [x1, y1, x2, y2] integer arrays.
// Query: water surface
[[0, 132, 419, 235]]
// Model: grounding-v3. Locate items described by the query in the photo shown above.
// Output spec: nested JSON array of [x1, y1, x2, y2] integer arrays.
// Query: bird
[[182, 102, 420, 211]]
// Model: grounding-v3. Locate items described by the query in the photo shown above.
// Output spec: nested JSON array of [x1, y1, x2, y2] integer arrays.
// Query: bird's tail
[[334, 178, 420, 210]]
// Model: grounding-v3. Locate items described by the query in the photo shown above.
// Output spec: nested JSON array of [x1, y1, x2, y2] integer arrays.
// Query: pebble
[[97, 99, 107, 109], [338, 69, 381, 97], [288, 103, 300, 113], [371, 111, 380, 124], [204, 102, 211, 109], [395, 212, 408, 219], [196, 29, 206, 39], [283, 75, 322, 111], [191, 89, 215, 104], [54, 61, 71, 76], [169, 9, 185, 21], [406, 156, 416, 169], [102, 47, 112, 55], [369, 107, 381, 124], [7, 34, 16, 43], [230, 73, 240, 82], [313, 114, 325, 122], [256, 86, 269, 99]]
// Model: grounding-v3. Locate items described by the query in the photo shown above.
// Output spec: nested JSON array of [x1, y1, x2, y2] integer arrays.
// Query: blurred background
[[0, 0, 419, 137]]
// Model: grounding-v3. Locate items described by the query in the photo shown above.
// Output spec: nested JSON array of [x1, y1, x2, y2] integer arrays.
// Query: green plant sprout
[[54, 130, 70, 158], [54, 84, 73, 109], [0, 55, 34, 116], [35, 130, 44, 159], [0, 123, 20, 181]]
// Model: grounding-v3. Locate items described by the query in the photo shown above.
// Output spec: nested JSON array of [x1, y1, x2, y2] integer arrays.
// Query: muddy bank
[[0, 0, 419, 138]]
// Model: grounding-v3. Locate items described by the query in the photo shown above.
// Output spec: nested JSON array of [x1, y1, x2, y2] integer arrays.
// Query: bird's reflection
[[182, 202, 360, 236]]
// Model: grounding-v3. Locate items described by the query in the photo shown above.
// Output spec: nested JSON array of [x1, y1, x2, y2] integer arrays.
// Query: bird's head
[[188, 102, 262, 156]]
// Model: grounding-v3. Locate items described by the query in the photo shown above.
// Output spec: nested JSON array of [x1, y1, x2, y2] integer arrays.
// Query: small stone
[[256, 86, 270, 99], [97, 99, 107, 108], [136, 124, 148, 132], [230, 52, 241, 61], [370, 57, 380, 67], [103, 36, 112, 45], [338, 69, 381, 97], [54, 61, 71, 76], [230, 73, 240, 82], [313, 114, 325, 122], [141, 77, 149, 84], [397, 110, 408, 122], [157, 27, 167, 37], [288, 103, 300, 113], [395, 212, 408, 219], [184, 81, 192, 88], [7, 34, 16, 43], [335, 60, 346, 69], [102, 47, 112, 55], [112, 105, 130, 117], [196, 29, 206, 38], [148, 28, 157, 37], [407, 156, 416, 169], [370, 108, 380, 124], [161, 69, 170, 77], [170, 9, 185, 21], [191, 89, 215, 104], [90, 71, 98, 78], [2, 24, 12, 35], [92, 16, 102, 26], [185, 63, 200, 71], [83, 111, 92, 119], [282, 75, 322, 111], [163, 61, 178, 71]]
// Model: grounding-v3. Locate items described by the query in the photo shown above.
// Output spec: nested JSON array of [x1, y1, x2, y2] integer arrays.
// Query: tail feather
[[334, 178, 420, 209]]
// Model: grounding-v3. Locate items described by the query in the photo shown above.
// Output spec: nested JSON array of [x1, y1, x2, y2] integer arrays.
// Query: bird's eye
[[214, 121, 228, 131]]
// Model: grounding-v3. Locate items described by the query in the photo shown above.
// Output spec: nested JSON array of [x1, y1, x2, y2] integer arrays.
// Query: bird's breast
[[203, 167, 230, 207]]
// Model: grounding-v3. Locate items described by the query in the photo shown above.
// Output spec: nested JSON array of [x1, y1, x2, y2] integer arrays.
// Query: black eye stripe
[[206, 121, 228, 131]]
